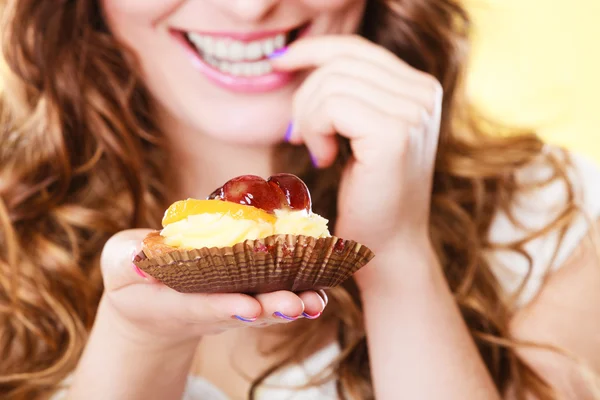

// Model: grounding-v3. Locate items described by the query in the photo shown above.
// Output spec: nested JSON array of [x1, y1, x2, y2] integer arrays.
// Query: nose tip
[[229, 0, 280, 21]]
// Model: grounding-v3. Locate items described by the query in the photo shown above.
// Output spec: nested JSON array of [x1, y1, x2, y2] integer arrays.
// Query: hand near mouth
[[270, 35, 443, 287]]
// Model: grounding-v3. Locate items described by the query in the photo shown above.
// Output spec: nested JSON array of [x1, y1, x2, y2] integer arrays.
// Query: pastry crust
[[142, 231, 176, 258]]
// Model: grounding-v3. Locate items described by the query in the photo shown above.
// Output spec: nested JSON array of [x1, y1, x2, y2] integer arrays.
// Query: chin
[[181, 105, 291, 146], [204, 121, 289, 146]]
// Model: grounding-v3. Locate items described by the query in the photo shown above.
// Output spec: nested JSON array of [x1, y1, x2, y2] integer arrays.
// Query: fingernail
[[302, 312, 322, 320], [273, 312, 298, 321], [233, 315, 257, 323], [317, 290, 329, 306], [131, 263, 147, 279], [310, 152, 319, 168], [284, 121, 293, 142], [268, 47, 288, 59]]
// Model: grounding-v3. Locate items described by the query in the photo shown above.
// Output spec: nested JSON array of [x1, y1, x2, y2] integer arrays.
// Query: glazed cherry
[[219, 175, 283, 213], [267, 173, 312, 211]]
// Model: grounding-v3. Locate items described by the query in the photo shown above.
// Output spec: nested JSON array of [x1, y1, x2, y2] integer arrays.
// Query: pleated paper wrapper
[[133, 232, 375, 294]]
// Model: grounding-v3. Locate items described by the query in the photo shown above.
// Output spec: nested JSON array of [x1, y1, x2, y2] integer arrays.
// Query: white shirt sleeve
[[487, 150, 600, 307]]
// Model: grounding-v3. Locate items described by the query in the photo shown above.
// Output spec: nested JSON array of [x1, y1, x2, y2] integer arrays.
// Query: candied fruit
[[162, 199, 276, 227]]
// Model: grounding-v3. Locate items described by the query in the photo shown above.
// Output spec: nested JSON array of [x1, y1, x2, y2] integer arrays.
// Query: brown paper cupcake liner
[[133, 233, 375, 294]]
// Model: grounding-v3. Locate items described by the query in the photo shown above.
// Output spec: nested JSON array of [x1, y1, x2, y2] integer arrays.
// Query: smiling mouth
[[182, 23, 309, 77]]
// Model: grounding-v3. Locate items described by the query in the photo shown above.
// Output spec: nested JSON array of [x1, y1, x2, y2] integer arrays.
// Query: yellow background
[[465, 0, 600, 161]]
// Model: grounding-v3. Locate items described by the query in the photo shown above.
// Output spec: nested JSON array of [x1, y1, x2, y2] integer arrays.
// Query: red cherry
[[221, 175, 282, 213], [267, 173, 311, 211]]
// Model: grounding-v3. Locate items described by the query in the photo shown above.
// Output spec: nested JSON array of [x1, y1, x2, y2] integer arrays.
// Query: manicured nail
[[310, 152, 319, 168], [317, 289, 329, 306], [284, 121, 294, 142], [273, 312, 298, 321], [131, 263, 147, 279], [268, 47, 288, 59], [233, 315, 257, 323], [131, 245, 148, 279], [302, 312, 322, 320]]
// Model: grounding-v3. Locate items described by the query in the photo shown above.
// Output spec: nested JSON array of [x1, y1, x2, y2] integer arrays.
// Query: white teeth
[[219, 61, 232, 74], [203, 36, 215, 55], [187, 33, 204, 49], [212, 60, 273, 77], [245, 41, 263, 61], [274, 33, 286, 50], [262, 38, 275, 56], [186, 30, 289, 76], [215, 40, 228, 58], [230, 63, 243, 76], [250, 63, 262, 76], [186, 31, 291, 62], [205, 56, 218, 67], [228, 41, 245, 61]]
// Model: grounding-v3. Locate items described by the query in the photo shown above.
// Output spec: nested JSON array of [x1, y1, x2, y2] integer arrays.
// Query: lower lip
[[172, 31, 294, 94]]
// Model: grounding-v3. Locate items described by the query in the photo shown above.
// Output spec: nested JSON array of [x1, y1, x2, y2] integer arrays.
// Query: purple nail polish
[[302, 312, 322, 320], [268, 47, 288, 59], [284, 122, 293, 142], [233, 315, 257, 323], [273, 312, 298, 321], [310, 152, 319, 168]]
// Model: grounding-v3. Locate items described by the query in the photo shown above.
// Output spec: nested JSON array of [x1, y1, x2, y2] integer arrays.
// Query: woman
[[0, 0, 598, 399]]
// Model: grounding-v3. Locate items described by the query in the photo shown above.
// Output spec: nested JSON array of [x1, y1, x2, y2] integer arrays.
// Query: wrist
[[356, 235, 442, 297], [69, 296, 197, 399], [98, 295, 199, 355]]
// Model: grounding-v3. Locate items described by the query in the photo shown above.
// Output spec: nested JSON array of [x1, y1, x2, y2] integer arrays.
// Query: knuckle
[[416, 104, 429, 122], [424, 90, 440, 114], [402, 104, 428, 126], [428, 78, 444, 102], [417, 78, 442, 113], [388, 123, 412, 153], [350, 33, 367, 44]]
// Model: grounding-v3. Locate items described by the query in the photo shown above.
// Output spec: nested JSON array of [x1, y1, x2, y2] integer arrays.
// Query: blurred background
[[465, 0, 600, 162]]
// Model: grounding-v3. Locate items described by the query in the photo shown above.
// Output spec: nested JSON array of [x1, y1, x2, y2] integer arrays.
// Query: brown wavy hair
[[0, 0, 584, 399]]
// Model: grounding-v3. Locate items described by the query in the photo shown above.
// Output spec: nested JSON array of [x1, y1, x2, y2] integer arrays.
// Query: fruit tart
[[133, 174, 375, 294]]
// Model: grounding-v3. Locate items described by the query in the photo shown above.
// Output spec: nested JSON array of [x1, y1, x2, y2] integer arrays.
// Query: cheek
[[100, 0, 183, 28], [302, 0, 364, 12]]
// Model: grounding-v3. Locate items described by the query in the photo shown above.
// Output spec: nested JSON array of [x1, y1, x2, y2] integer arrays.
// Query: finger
[[290, 66, 438, 166], [317, 290, 329, 307], [293, 71, 428, 139], [297, 291, 326, 319], [255, 290, 305, 321], [295, 90, 415, 168], [272, 35, 431, 84], [109, 283, 262, 327], [102, 230, 263, 327], [294, 57, 441, 114], [101, 229, 157, 291]]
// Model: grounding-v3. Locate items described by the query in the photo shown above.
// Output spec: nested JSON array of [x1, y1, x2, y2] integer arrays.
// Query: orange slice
[[162, 199, 276, 227]]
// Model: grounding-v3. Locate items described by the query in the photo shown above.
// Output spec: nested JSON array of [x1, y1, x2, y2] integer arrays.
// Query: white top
[[53, 151, 600, 400]]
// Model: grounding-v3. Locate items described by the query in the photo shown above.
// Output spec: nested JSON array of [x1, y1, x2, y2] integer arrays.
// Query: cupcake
[[134, 174, 375, 294]]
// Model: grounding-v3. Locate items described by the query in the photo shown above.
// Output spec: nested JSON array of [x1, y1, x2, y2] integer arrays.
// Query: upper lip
[[176, 23, 307, 42]]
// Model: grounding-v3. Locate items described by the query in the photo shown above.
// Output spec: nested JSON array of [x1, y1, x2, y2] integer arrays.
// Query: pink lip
[[179, 22, 309, 42], [171, 28, 310, 94], [184, 28, 287, 42]]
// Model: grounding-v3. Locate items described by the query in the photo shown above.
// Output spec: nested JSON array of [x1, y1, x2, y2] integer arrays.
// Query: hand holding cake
[[134, 173, 374, 294]]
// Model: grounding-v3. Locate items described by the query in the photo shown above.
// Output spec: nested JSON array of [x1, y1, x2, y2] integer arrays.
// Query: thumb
[[101, 229, 155, 292]]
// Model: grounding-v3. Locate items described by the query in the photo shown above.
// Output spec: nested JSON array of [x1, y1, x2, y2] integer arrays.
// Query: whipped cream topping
[[161, 209, 330, 249]]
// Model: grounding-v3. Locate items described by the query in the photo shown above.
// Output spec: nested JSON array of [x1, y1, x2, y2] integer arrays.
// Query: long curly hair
[[0, 0, 583, 399]]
